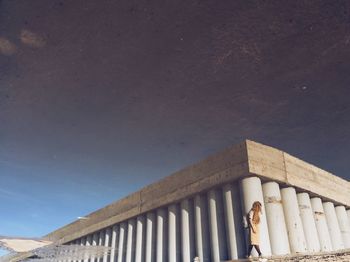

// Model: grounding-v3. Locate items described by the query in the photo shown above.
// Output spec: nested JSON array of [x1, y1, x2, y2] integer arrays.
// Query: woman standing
[[247, 201, 263, 258]]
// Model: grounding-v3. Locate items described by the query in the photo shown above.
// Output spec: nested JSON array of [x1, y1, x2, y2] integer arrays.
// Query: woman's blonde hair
[[251, 201, 262, 224]]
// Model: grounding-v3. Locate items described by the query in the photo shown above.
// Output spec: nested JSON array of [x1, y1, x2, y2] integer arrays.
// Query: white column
[[335, 206, 350, 248], [156, 208, 168, 262], [297, 193, 321, 252], [323, 202, 344, 250], [262, 182, 290, 255], [117, 222, 127, 262], [73, 238, 81, 262], [310, 197, 333, 251], [81, 237, 86, 245], [110, 225, 119, 262], [207, 189, 227, 262], [347, 210, 350, 225], [103, 228, 111, 262], [135, 216, 146, 262], [281, 187, 307, 253], [99, 231, 105, 245], [240, 177, 271, 256], [168, 204, 180, 262], [222, 184, 238, 259], [84, 235, 92, 262], [93, 233, 99, 246], [62, 245, 68, 262], [231, 182, 247, 258], [181, 199, 195, 262], [126, 219, 136, 262], [69, 243, 75, 262], [98, 231, 105, 262], [194, 194, 210, 262], [69, 242, 75, 261], [92, 232, 99, 246], [146, 212, 156, 262], [73, 239, 82, 262], [87, 234, 92, 244], [91, 233, 98, 262], [76, 239, 82, 262], [58, 244, 65, 262], [80, 237, 86, 262]]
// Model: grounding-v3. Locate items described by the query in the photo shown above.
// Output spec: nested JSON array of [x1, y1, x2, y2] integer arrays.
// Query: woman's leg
[[254, 245, 262, 256], [247, 245, 253, 256]]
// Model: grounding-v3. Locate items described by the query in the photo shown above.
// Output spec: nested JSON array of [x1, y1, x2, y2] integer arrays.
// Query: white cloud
[[0, 38, 16, 56], [20, 30, 46, 48]]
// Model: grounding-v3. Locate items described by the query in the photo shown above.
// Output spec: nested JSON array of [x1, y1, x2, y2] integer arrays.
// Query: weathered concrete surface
[[246, 140, 350, 207], [44, 140, 350, 246]]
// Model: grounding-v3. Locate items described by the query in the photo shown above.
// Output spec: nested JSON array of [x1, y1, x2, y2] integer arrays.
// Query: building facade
[[39, 140, 350, 262]]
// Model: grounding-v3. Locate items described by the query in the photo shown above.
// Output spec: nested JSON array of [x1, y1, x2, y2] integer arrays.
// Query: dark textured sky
[[0, 0, 350, 237]]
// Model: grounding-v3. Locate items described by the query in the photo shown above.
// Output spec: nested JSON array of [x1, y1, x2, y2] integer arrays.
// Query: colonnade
[[67, 176, 350, 261]]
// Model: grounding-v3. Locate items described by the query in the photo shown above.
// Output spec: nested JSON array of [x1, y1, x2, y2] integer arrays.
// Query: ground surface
[[268, 250, 350, 262], [228, 249, 350, 261]]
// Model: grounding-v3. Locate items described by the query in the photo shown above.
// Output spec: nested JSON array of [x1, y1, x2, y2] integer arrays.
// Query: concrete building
[[24, 140, 350, 261]]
